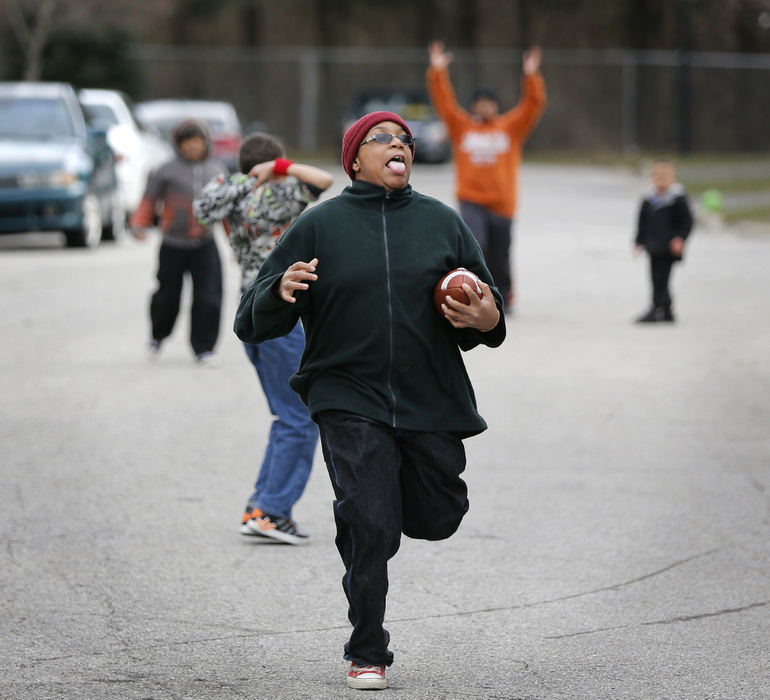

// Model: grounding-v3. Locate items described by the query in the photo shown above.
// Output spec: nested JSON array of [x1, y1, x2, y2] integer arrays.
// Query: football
[[434, 267, 483, 315]]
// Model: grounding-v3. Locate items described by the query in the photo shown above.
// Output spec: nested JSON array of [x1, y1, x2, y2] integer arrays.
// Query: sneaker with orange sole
[[239, 507, 265, 536], [248, 513, 309, 545]]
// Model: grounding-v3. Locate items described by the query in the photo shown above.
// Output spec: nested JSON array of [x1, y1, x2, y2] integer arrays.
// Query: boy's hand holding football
[[441, 281, 500, 331]]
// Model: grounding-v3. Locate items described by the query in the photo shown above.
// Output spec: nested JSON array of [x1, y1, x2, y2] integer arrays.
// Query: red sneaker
[[347, 662, 387, 690]]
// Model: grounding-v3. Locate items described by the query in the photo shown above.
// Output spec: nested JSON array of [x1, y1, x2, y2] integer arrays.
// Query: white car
[[79, 89, 173, 216]]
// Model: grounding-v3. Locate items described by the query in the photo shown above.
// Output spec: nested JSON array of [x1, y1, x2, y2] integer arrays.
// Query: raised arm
[[248, 160, 333, 192], [426, 41, 469, 137], [503, 45, 547, 137]]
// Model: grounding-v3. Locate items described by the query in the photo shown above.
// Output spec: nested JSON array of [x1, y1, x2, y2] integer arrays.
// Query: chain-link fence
[[130, 45, 770, 154]]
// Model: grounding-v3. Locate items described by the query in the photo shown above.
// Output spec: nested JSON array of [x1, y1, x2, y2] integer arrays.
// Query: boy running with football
[[234, 112, 505, 690]]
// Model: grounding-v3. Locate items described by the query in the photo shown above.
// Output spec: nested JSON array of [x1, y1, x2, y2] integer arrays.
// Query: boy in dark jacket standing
[[234, 111, 505, 690], [634, 161, 694, 323], [130, 119, 226, 364]]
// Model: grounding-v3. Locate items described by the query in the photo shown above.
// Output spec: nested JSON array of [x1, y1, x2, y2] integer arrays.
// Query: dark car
[[342, 89, 450, 163], [0, 82, 122, 247]]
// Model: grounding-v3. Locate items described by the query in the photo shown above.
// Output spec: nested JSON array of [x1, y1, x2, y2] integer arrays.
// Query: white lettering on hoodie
[[460, 131, 510, 165]]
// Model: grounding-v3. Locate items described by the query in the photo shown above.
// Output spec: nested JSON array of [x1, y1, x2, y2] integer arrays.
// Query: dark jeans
[[650, 256, 675, 310], [150, 238, 222, 355], [459, 200, 514, 305], [317, 411, 469, 667]]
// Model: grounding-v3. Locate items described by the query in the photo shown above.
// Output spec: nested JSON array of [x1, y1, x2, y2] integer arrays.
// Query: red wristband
[[273, 158, 293, 176]]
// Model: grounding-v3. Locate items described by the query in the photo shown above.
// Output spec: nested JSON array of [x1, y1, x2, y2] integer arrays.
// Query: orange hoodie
[[427, 66, 546, 218]]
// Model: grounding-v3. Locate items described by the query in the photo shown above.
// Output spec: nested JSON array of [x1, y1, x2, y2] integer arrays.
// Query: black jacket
[[635, 184, 694, 259], [234, 180, 506, 437]]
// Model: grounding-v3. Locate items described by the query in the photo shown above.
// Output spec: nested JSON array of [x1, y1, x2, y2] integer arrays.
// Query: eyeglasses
[[359, 132, 414, 147]]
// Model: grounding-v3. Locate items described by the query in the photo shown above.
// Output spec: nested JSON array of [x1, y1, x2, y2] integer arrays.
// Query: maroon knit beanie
[[341, 111, 415, 180]]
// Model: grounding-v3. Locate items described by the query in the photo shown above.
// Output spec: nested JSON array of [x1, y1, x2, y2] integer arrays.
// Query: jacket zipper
[[382, 195, 397, 427]]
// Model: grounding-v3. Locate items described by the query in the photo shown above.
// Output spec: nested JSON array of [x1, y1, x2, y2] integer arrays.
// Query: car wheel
[[64, 193, 103, 248], [101, 191, 126, 242]]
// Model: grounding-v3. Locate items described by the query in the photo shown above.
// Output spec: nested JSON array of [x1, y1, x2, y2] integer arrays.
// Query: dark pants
[[650, 256, 675, 311], [317, 410, 469, 667], [459, 200, 514, 306], [151, 238, 222, 355]]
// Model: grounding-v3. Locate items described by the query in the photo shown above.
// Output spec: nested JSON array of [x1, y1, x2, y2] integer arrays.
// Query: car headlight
[[18, 170, 80, 188]]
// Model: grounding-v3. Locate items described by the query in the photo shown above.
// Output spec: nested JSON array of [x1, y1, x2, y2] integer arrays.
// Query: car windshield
[[0, 97, 77, 139]]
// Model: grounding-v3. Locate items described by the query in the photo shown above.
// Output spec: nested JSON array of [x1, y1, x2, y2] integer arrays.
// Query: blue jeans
[[243, 322, 318, 519]]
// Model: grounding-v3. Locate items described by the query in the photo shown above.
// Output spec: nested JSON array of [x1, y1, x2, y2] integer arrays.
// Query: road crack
[[545, 599, 770, 639]]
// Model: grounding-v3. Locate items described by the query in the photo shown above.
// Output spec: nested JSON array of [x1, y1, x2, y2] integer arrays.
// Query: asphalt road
[[1, 162, 768, 699]]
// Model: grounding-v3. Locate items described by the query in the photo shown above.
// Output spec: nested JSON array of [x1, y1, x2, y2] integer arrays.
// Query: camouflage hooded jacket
[[193, 173, 321, 292]]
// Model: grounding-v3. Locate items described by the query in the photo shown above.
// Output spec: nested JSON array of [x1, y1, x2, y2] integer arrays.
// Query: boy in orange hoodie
[[427, 41, 546, 313]]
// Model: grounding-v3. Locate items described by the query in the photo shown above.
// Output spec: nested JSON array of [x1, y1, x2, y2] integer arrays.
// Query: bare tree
[[6, 0, 59, 80]]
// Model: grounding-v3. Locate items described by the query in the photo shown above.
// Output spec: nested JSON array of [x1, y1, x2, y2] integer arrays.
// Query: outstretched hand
[[523, 45, 542, 75], [428, 41, 452, 70], [440, 281, 500, 331], [279, 258, 318, 303]]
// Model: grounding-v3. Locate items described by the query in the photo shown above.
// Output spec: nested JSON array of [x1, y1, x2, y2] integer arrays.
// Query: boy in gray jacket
[[130, 119, 226, 363]]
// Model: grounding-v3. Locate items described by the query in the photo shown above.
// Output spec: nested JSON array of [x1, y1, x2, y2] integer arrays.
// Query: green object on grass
[[701, 189, 723, 212]]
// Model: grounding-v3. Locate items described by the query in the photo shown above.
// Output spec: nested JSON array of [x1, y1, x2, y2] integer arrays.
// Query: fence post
[[299, 47, 320, 152], [676, 0, 694, 154], [677, 49, 693, 154], [621, 50, 639, 155]]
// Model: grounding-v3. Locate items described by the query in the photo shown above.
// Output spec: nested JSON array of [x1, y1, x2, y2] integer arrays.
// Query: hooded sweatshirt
[[129, 119, 226, 248], [234, 180, 506, 437], [427, 66, 546, 219]]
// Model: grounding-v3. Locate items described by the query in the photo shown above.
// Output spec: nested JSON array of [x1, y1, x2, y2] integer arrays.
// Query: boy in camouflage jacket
[[194, 133, 333, 543]]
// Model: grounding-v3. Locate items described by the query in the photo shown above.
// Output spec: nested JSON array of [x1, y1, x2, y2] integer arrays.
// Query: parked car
[[79, 88, 172, 218], [342, 89, 451, 163], [135, 99, 242, 172], [0, 82, 121, 247]]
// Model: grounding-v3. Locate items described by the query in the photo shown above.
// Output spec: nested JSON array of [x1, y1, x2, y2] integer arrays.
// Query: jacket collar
[[343, 180, 413, 203], [648, 182, 684, 207]]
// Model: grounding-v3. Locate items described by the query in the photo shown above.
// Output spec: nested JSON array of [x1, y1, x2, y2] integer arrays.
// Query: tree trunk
[[13, 0, 59, 81]]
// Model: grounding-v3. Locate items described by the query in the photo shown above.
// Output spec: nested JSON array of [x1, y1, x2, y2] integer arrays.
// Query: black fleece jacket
[[635, 184, 694, 259], [234, 180, 506, 437]]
